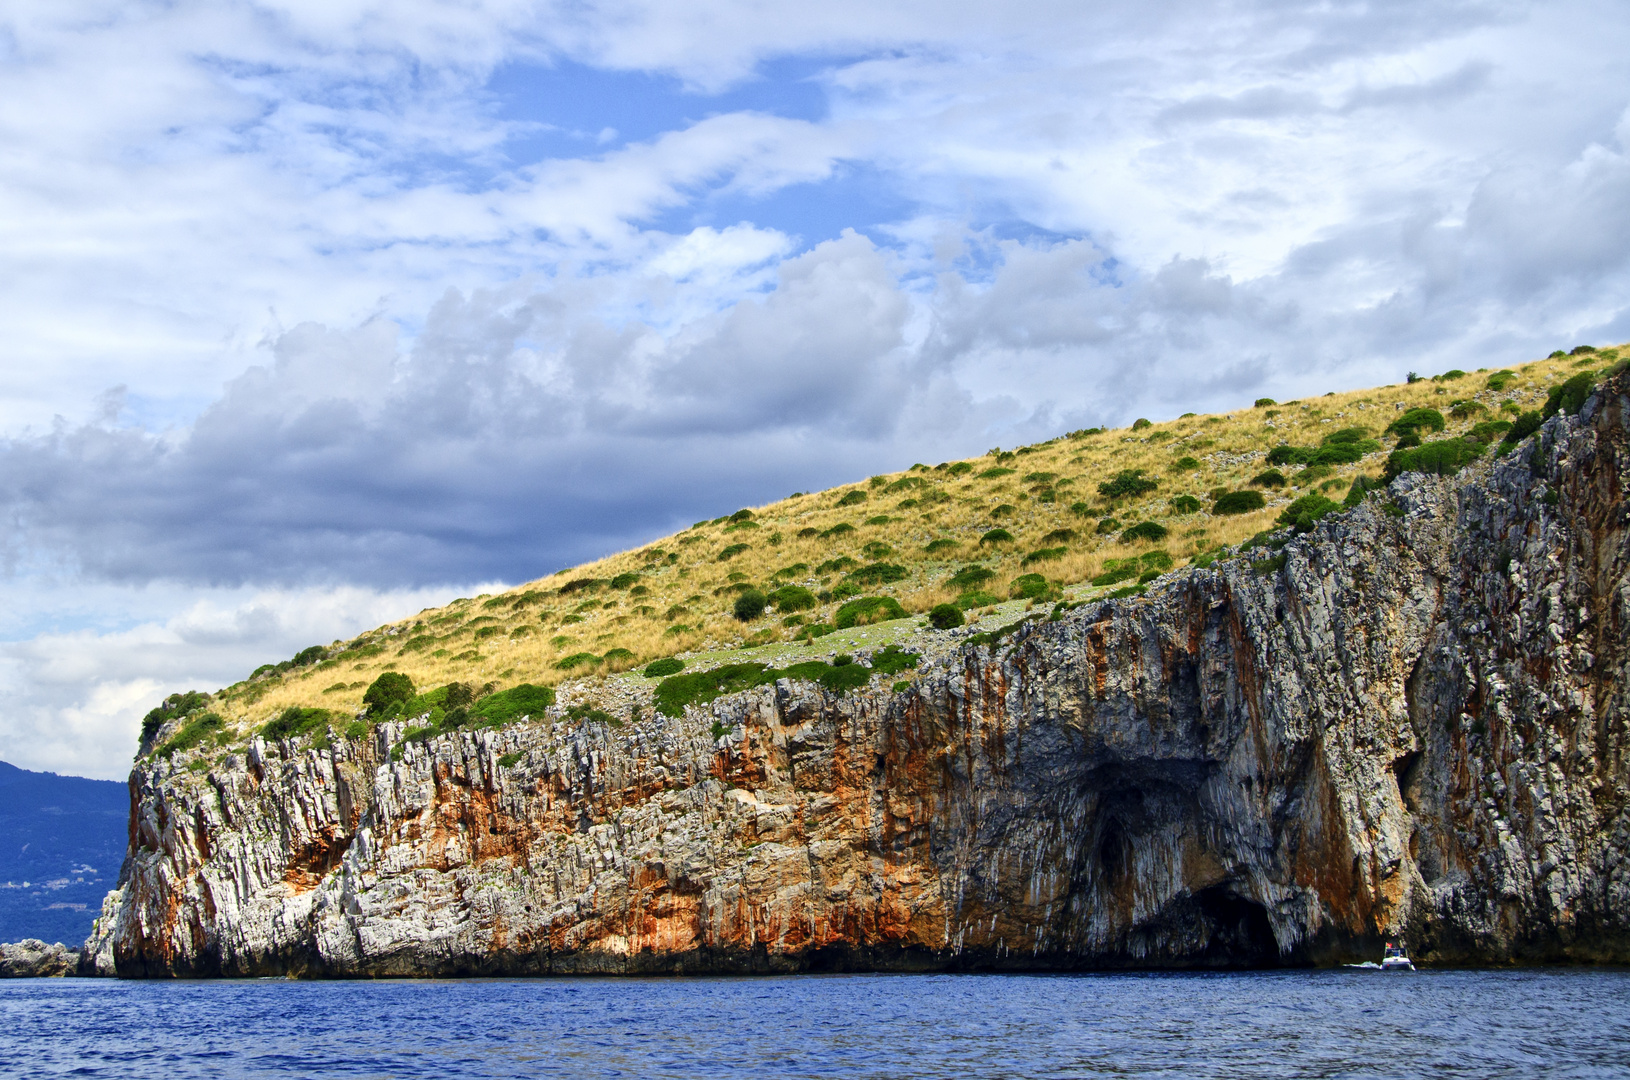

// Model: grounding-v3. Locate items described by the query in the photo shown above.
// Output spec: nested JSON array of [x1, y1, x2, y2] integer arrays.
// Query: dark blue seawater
[[2, 970, 1628, 1078]]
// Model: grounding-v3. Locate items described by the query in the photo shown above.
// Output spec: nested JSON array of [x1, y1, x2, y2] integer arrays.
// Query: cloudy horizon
[[3, 0, 1628, 779]]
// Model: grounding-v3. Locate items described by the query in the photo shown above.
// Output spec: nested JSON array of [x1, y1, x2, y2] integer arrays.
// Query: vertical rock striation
[[93, 376, 1630, 975]]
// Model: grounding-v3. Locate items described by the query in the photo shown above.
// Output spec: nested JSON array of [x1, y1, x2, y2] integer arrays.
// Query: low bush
[[1171, 456, 1200, 471], [1254, 397, 1276, 407], [644, 658, 684, 678], [1021, 546, 1068, 566], [928, 604, 965, 629], [1094, 517, 1121, 535], [979, 528, 1015, 544], [729, 509, 756, 522], [1312, 440, 1378, 465], [1434, 369, 1466, 381], [733, 590, 768, 621], [602, 648, 636, 669], [822, 523, 856, 538], [263, 707, 332, 741], [1098, 469, 1158, 499], [861, 541, 895, 559], [1544, 372, 1597, 417], [1090, 559, 1141, 587], [846, 562, 910, 586], [553, 652, 602, 671], [768, 585, 818, 612], [1070, 501, 1093, 516], [1449, 400, 1488, 420], [609, 572, 641, 589], [1250, 469, 1287, 488], [1040, 528, 1076, 544], [1486, 369, 1517, 391], [1278, 493, 1340, 533], [1140, 550, 1174, 572], [1132, 418, 1152, 430], [1384, 437, 1486, 480], [653, 649, 920, 716], [955, 590, 1000, 609], [978, 467, 1016, 479], [864, 515, 892, 526], [1169, 495, 1202, 513], [1120, 521, 1169, 543], [1499, 410, 1544, 448], [946, 462, 975, 476], [1022, 471, 1057, 484], [835, 595, 909, 628], [796, 527, 820, 538], [816, 556, 858, 574], [772, 562, 809, 579], [363, 672, 415, 718], [1212, 490, 1267, 515], [1323, 427, 1371, 445], [1009, 573, 1055, 600], [1468, 420, 1512, 444], [469, 684, 555, 726], [836, 490, 869, 506], [989, 504, 1016, 519], [717, 543, 750, 561], [139, 690, 212, 746], [1386, 407, 1446, 439], [947, 565, 996, 590], [158, 712, 224, 757], [924, 538, 960, 554]]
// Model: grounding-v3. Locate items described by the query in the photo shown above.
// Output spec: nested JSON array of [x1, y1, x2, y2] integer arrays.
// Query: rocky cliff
[[91, 374, 1630, 976]]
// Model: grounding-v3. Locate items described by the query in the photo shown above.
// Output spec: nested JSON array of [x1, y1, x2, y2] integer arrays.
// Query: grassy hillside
[[138, 344, 1623, 761]]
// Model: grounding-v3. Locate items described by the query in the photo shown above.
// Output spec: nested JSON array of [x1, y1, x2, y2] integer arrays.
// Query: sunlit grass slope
[[142, 344, 1623, 756]]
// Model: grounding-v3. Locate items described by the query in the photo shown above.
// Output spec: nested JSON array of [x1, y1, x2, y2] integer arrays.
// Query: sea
[[2, 969, 1627, 1078]]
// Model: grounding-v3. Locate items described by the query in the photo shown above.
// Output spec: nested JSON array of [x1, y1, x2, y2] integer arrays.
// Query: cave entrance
[[1194, 886, 1282, 968]]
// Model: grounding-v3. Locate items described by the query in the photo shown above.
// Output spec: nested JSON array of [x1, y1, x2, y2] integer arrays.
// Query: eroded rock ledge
[[92, 375, 1630, 976]]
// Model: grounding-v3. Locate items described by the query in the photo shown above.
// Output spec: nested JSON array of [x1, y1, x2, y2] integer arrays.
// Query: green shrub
[[955, 590, 1000, 609], [861, 541, 895, 559], [1570, 345, 1597, 356], [1250, 469, 1287, 488], [1212, 490, 1267, 515], [869, 646, 920, 676], [1386, 407, 1446, 439], [717, 543, 750, 561], [609, 572, 641, 590], [836, 490, 869, 506], [157, 712, 224, 757], [1169, 495, 1202, 513], [830, 582, 863, 600], [473, 626, 500, 641], [1120, 521, 1169, 543], [557, 578, 605, 595], [1070, 501, 1093, 516], [768, 585, 818, 612], [1468, 420, 1512, 443], [885, 476, 926, 493], [947, 565, 996, 590], [1171, 456, 1200, 471], [1544, 372, 1596, 417], [1254, 398, 1276, 407], [1266, 444, 1310, 466], [1009, 573, 1053, 600], [362, 672, 415, 718], [1132, 418, 1153, 430], [733, 590, 768, 621], [1252, 554, 1286, 574], [989, 503, 1016, 518], [470, 684, 555, 726], [978, 467, 1016, 479], [822, 523, 856, 538], [263, 707, 331, 741], [1393, 431, 1421, 449], [1434, 369, 1466, 381], [846, 562, 910, 586], [553, 652, 602, 671], [925, 538, 959, 554], [1022, 471, 1057, 484], [1139, 550, 1174, 572], [1322, 427, 1370, 445], [1097, 469, 1158, 499], [834, 596, 909, 628], [1040, 528, 1076, 544], [729, 509, 756, 523], [602, 648, 635, 667], [1094, 517, 1121, 535], [139, 690, 211, 746], [1090, 559, 1141, 587], [864, 516, 892, 527], [498, 751, 523, 768], [946, 462, 975, 476], [979, 528, 1014, 544], [1486, 370, 1517, 391], [1384, 437, 1486, 480], [1449, 400, 1488, 420], [816, 556, 858, 574], [1311, 440, 1378, 465], [1278, 493, 1340, 533], [1497, 411, 1542, 452], [1022, 546, 1068, 565], [928, 604, 965, 629], [644, 658, 684, 678]]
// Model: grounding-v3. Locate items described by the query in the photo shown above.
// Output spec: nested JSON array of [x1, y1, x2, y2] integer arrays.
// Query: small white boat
[[1381, 941, 1415, 970]]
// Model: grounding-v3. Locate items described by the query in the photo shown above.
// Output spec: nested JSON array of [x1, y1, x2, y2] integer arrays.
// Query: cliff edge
[[91, 374, 1630, 975]]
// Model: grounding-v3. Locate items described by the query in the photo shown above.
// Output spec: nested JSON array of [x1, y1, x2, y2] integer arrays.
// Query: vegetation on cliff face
[[135, 345, 1627, 763]]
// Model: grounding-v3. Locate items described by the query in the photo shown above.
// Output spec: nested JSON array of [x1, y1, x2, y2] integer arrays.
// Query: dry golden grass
[[216, 345, 1619, 730]]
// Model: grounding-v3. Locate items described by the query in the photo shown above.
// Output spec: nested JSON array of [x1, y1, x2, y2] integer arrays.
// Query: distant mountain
[[0, 761, 127, 945]]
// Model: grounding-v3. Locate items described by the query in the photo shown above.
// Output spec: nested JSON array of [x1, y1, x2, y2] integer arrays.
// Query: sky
[[2, 0, 1628, 779]]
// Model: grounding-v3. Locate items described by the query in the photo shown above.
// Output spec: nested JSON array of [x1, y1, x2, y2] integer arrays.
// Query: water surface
[[3, 969, 1627, 1078]]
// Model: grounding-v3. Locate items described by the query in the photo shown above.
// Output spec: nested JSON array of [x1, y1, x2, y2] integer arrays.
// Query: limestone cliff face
[[94, 376, 1630, 976]]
